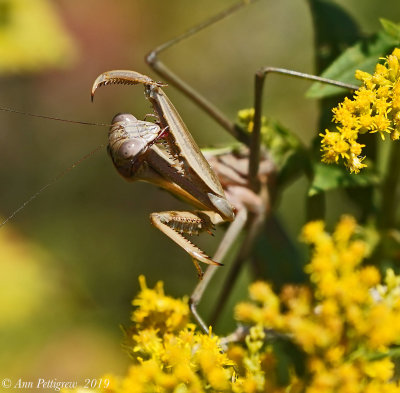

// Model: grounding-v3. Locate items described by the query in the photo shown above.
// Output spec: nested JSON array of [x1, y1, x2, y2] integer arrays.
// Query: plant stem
[[379, 141, 400, 228]]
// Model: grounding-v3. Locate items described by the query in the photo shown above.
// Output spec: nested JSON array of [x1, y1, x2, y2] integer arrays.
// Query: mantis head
[[108, 113, 162, 179]]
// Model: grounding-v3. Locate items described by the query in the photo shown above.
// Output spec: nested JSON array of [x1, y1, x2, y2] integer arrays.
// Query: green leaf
[[380, 18, 400, 41], [253, 215, 306, 287], [272, 339, 306, 386], [308, 0, 361, 72], [308, 162, 380, 196], [236, 111, 311, 186], [306, 30, 399, 99], [258, 118, 311, 186], [277, 148, 310, 188]]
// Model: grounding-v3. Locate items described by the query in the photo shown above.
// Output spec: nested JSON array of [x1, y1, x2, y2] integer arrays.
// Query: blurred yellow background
[[0, 0, 399, 385]]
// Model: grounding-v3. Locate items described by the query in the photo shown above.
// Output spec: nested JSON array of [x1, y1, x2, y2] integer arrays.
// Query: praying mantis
[[0, 0, 362, 332], [91, 69, 236, 276]]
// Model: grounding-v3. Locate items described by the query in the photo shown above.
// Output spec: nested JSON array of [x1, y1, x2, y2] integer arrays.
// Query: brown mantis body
[[92, 70, 236, 277]]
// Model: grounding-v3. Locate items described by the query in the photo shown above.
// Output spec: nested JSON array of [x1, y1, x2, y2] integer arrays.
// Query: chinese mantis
[[0, 0, 359, 333], [91, 70, 236, 277]]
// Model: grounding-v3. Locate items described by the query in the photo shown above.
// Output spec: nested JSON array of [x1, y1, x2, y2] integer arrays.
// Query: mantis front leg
[[150, 210, 225, 277]]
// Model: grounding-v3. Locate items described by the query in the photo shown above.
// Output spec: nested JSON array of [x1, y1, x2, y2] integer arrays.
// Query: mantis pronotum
[[0, 0, 358, 333]]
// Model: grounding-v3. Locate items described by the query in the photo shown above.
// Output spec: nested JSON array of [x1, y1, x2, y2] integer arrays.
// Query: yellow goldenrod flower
[[91, 277, 239, 393], [238, 107, 269, 135], [301, 220, 326, 243], [363, 357, 394, 381], [131, 275, 189, 334], [333, 215, 357, 244], [233, 216, 400, 393], [321, 48, 400, 172], [65, 218, 400, 393]]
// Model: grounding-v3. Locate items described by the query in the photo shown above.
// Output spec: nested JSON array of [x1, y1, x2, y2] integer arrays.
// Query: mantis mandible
[[91, 70, 236, 278]]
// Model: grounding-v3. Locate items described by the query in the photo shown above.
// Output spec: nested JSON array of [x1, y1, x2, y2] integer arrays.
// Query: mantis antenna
[[0, 143, 105, 228], [0, 106, 109, 227]]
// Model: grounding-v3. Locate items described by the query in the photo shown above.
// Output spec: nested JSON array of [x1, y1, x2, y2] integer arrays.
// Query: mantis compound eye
[[112, 113, 137, 124], [119, 139, 148, 159]]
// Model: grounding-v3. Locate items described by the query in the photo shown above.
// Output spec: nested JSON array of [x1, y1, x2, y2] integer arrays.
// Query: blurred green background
[[1, 0, 400, 386]]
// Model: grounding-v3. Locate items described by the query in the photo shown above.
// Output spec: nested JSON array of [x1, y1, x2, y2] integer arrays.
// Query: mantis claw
[[91, 70, 167, 101], [192, 258, 204, 280]]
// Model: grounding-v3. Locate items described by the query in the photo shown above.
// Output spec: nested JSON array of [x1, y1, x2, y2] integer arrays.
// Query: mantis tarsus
[[0, 0, 359, 333]]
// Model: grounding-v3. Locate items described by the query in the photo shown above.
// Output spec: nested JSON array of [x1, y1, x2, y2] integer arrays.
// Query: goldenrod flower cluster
[[320, 48, 400, 173], [99, 276, 238, 393], [64, 217, 400, 393], [237, 108, 267, 134], [236, 215, 400, 392], [237, 108, 299, 169]]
